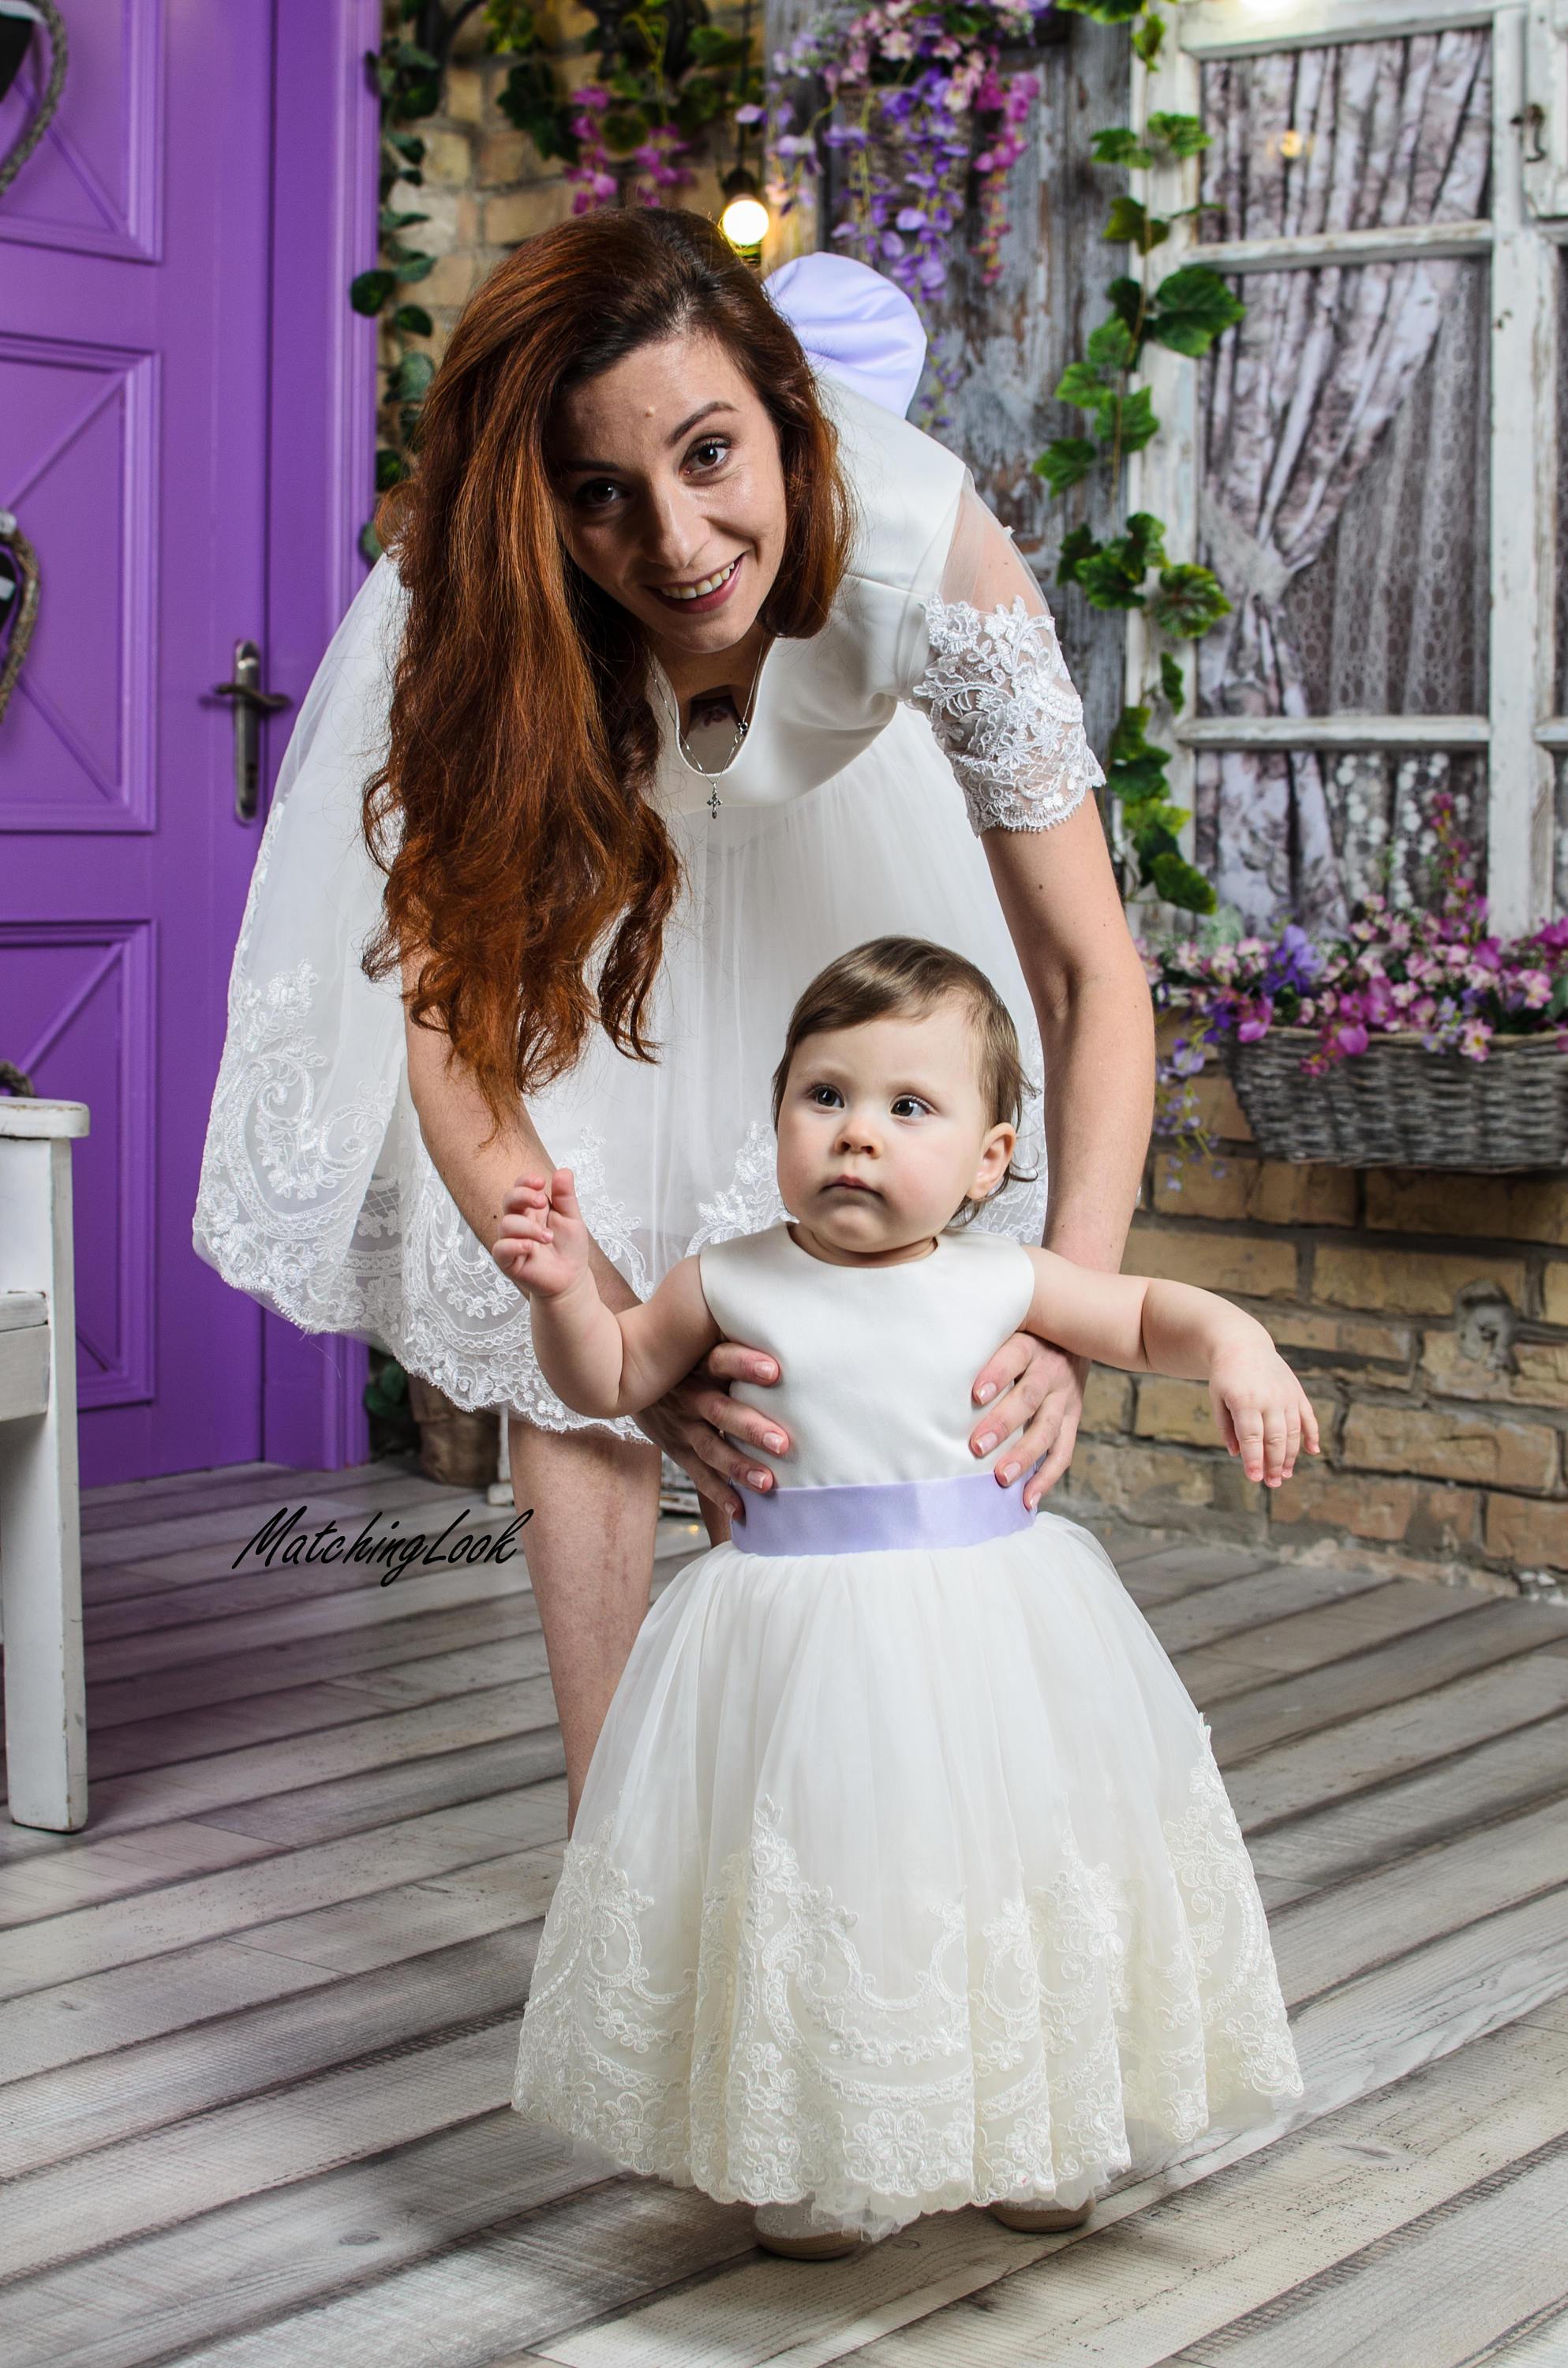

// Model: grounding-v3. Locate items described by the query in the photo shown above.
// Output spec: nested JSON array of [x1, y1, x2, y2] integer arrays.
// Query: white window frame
[[1126, 0, 1563, 931]]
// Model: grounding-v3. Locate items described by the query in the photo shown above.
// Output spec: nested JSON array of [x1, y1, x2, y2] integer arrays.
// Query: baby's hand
[[1208, 1339, 1321, 1488], [491, 1168, 592, 1300]]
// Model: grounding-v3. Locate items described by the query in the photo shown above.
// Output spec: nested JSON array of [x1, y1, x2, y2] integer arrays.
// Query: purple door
[[1, 2, 378, 1486]]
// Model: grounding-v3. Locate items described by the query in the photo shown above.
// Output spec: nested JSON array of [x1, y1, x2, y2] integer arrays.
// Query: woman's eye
[[574, 480, 621, 511], [687, 437, 732, 472]]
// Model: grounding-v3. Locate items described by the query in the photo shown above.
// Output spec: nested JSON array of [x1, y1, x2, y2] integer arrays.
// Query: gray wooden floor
[[4, 1454, 1568, 2367]]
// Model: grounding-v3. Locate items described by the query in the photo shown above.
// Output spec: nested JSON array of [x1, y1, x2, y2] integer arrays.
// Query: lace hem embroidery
[[511, 1731, 1302, 2230], [910, 596, 1106, 839]]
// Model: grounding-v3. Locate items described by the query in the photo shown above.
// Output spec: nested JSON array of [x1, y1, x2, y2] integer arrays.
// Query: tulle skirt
[[196, 697, 1050, 1437], [510, 1512, 1304, 2241]]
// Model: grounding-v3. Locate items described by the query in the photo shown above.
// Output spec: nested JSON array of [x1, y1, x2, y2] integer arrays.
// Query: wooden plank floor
[[3, 1453, 1568, 2367]]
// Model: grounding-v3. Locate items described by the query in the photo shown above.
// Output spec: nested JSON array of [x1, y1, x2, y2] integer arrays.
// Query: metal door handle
[[212, 639, 290, 821]]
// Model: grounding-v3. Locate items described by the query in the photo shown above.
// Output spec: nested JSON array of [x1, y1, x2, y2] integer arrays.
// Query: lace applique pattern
[[511, 1736, 1302, 2235], [910, 596, 1106, 839]]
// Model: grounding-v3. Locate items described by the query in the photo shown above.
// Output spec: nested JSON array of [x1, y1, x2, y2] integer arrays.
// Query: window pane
[[1199, 32, 1491, 243], [1194, 748, 1488, 929]]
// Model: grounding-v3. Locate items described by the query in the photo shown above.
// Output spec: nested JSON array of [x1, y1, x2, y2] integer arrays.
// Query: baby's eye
[[891, 1096, 929, 1117], [807, 1084, 843, 1107]]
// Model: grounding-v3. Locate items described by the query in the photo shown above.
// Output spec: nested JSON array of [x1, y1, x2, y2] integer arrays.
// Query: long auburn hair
[[360, 208, 857, 1137]]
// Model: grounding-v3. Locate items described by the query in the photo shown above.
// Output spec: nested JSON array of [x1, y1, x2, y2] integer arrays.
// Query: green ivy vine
[[1036, 0, 1241, 915]]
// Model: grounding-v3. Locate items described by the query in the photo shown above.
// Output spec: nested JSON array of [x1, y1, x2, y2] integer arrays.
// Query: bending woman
[[194, 211, 1154, 1828]]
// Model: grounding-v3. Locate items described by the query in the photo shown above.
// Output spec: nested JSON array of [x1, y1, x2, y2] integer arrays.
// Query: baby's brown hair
[[769, 936, 1041, 1229]]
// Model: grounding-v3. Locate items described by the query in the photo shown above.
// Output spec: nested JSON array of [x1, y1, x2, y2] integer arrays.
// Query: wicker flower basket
[[1222, 1030, 1568, 1170]]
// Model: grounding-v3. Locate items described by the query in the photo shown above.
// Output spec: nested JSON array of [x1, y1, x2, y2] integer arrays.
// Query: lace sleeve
[[906, 480, 1105, 839]]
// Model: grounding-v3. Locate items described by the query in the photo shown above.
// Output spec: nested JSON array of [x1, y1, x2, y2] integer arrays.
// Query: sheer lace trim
[[910, 597, 1106, 839], [511, 1733, 1302, 2239], [195, 1039, 1047, 1437]]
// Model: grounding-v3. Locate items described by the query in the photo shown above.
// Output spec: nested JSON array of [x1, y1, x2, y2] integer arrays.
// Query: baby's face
[[775, 1005, 1016, 1259]]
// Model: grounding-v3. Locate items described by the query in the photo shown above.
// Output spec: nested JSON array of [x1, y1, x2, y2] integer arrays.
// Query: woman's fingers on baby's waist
[[705, 1338, 781, 1386]]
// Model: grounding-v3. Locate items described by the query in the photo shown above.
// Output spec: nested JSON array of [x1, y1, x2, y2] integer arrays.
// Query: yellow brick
[[485, 184, 573, 245], [1135, 1377, 1217, 1447], [1124, 1224, 1299, 1301], [1544, 1265, 1568, 1327], [1154, 1153, 1357, 1228], [1342, 1403, 1560, 1493], [1081, 1369, 1134, 1434], [1366, 1170, 1568, 1247], [415, 251, 483, 308], [1313, 1244, 1527, 1317], [1272, 1467, 1480, 1553], [477, 129, 534, 186], [1485, 1492, 1568, 1572], [1263, 1307, 1413, 1370], [1065, 1439, 1214, 1516], [1422, 1329, 1568, 1411], [419, 126, 475, 185], [444, 62, 485, 123]]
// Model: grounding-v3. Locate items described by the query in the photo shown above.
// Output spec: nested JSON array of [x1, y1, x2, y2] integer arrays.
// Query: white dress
[[191, 260, 1106, 1434], [511, 1220, 1304, 2240]]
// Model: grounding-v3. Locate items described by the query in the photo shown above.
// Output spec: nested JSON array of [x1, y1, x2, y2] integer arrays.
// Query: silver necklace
[[661, 635, 770, 817]]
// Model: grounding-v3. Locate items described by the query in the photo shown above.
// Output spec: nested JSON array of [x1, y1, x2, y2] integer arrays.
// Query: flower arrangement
[[764, 0, 1050, 425], [1143, 798, 1568, 1167]]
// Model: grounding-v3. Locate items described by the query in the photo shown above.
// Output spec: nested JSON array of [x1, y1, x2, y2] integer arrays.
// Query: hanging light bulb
[[720, 163, 770, 253]]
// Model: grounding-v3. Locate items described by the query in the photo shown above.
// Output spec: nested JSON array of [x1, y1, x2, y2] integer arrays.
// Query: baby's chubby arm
[[1017, 1248, 1320, 1489], [492, 1167, 721, 1421]]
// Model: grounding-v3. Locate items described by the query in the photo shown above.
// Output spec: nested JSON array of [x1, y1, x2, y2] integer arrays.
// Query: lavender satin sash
[[728, 1467, 1037, 1558]]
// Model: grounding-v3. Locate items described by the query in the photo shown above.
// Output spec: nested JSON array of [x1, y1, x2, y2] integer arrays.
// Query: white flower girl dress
[[511, 1219, 1304, 2242]]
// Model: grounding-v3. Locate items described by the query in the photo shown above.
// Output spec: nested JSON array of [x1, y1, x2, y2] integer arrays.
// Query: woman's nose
[[644, 481, 706, 574]]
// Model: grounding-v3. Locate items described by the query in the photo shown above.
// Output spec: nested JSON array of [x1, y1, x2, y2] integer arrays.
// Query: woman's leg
[[507, 1418, 734, 1827]]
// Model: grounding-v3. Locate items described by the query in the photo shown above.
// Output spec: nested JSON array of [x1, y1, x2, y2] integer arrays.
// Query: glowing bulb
[[1278, 127, 1306, 159], [720, 194, 770, 249]]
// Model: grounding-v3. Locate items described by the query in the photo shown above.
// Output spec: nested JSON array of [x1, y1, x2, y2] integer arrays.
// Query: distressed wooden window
[[1129, 0, 1563, 936]]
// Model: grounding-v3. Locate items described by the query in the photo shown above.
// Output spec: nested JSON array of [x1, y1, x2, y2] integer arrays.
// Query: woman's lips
[[649, 555, 743, 616]]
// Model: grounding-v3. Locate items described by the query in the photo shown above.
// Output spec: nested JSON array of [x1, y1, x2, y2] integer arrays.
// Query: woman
[[194, 212, 1154, 1829]]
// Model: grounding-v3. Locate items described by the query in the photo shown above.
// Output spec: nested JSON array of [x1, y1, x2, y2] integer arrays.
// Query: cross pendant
[[706, 784, 722, 818]]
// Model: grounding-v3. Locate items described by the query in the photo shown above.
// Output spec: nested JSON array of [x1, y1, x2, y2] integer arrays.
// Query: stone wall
[[1056, 1026, 1568, 1598]]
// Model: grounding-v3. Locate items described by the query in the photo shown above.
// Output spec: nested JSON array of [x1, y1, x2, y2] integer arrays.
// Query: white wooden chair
[[0, 1097, 90, 1830]]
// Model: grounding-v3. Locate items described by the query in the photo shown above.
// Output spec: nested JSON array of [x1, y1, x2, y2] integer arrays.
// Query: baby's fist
[[490, 1167, 590, 1299]]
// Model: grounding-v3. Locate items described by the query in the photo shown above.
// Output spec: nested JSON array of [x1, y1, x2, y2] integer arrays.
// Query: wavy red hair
[[360, 208, 856, 1137]]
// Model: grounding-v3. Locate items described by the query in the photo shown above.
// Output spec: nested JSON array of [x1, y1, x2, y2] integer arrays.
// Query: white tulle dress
[[191, 257, 1106, 1433], [511, 1219, 1304, 2239]]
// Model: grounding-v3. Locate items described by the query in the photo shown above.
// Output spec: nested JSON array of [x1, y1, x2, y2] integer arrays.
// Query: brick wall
[[1057, 1025, 1568, 1597]]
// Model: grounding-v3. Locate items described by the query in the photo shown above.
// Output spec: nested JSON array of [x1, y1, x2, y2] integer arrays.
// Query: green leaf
[[379, 206, 430, 232], [1091, 128, 1154, 169], [1123, 511, 1168, 571], [358, 518, 384, 564], [1085, 315, 1136, 371], [1077, 551, 1147, 610], [1033, 437, 1100, 494], [1109, 752, 1170, 801], [389, 350, 436, 402], [1149, 563, 1232, 639], [1055, 359, 1115, 410], [1150, 852, 1218, 912], [375, 446, 407, 493], [1110, 384, 1158, 452], [600, 107, 649, 153], [687, 24, 743, 58], [1110, 704, 1152, 766], [1146, 111, 1211, 159], [349, 268, 396, 316], [1132, 13, 1166, 64], [1103, 195, 1171, 254], [387, 131, 426, 162], [1056, 526, 1102, 588], [1147, 264, 1245, 358], [392, 250, 437, 283], [1160, 650, 1186, 710], [392, 303, 434, 336], [1105, 275, 1145, 347]]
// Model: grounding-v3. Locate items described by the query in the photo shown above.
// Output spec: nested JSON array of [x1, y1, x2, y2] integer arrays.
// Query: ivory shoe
[[753, 2199, 870, 2260], [987, 2196, 1096, 2234]]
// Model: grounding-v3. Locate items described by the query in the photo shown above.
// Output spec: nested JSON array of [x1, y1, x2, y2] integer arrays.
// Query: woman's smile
[[649, 554, 744, 614]]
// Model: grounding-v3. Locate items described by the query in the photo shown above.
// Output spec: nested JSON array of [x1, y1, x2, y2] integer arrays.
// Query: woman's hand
[[491, 1168, 593, 1300], [969, 1332, 1087, 1512], [633, 1342, 790, 1526], [1210, 1339, 1320, 1488]]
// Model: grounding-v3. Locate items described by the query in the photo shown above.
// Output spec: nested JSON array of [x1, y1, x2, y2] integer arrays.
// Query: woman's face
[[549, 328, 789, 659]]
